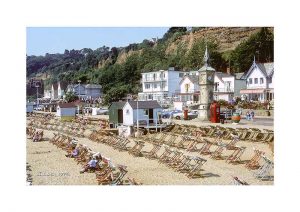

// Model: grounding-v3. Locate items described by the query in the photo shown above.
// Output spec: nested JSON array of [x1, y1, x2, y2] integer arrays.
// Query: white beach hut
[[56, 102, 76, 121]]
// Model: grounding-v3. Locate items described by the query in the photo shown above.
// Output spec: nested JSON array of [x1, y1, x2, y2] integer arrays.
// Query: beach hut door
[[149, 109, 153, 123], [118, 109, 123, 124]]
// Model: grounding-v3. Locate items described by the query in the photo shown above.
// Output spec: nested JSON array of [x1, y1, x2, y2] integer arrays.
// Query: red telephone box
[[210, 102, 220, 123]]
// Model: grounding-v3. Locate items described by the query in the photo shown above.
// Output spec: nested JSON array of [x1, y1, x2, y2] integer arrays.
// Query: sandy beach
[[27, 116, 274, 185]]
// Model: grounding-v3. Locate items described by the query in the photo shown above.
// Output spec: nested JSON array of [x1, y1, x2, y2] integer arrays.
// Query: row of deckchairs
[[139, 131, 274, 181], [49, 133, 135, 185], [164, 124, 274, 143], [89, 130, 208, 178], [30, 120, 87, 138]]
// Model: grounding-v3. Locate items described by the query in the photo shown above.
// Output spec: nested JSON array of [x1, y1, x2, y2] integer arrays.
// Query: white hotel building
[[240, 59, 274, 102], [138, 68, 185, 103]]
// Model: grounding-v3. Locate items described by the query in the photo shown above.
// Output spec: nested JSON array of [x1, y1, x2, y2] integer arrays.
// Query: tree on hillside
[[103, 84, 130, 105], [162, 27, 187, 42], [230, 27, 274, 73], [65, 91, 78, 103], [185, 39, 224, 70]]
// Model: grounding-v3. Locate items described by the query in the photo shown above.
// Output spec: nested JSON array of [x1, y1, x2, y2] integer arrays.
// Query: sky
[[26, 27, 169, 56]]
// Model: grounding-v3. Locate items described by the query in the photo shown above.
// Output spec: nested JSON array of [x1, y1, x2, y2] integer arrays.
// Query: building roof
[[57, 102, 76, 108], [109, 101, 126, 109], [127, 100, 162, 109], [199, 65, 215, 72], [234, 72, 245, 80], [180, 75, 199, 84], [215, 72, 233, 78], [245, 60, 274, 78], [85, 84, 102, 89], [256, 62, 274, 77], [141, 68, 184, 74]]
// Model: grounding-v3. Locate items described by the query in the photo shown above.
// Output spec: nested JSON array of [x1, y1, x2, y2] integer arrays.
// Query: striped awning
[[240, 89, 274, 94]]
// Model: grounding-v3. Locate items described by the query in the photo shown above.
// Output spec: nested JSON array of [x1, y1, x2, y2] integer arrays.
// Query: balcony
[[214, 88, 234, 93], [174, 89, 200, 94], [143, 77, 166, 82]]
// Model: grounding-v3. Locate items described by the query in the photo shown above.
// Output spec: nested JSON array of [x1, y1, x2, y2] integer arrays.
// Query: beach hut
[[108, 102, 126, 128], [26, 102, 34, 113], [56, 102, 76, 121], [123, 101, 162, 127]]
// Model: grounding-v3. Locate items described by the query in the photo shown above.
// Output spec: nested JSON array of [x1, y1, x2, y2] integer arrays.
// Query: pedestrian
[[246, 111, 250, 121], [250, 110, 255, 121]]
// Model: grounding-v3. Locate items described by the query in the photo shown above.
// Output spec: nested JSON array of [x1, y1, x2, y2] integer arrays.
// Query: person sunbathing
[[33, 131, 42, 142], [32, 132, 39, 142], [80, 157, 99, 174], [65, 146, 80, 158]]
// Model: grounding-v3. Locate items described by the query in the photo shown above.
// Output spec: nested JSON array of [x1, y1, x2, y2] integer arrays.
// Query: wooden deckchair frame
[[144, 143, 162, 159], [186, 156, 207, 178], [226, 146, 246, 164], [198, 139, 214, 155], [245, 148, 265, 170], [254, 155, 274, 180], [210, 142, 227, 160]]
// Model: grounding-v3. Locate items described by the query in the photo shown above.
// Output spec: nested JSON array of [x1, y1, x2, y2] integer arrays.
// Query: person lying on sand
[[80, 157, 100, 174], [65, 146, 79, 158]]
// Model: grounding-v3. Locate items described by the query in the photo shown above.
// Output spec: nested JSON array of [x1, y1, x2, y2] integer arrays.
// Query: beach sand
[[27, 125, 273, 185]]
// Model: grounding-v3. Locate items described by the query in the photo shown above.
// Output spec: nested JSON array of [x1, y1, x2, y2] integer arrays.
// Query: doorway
[[118, 109, 123, 124], [149, 109, 153, 124]]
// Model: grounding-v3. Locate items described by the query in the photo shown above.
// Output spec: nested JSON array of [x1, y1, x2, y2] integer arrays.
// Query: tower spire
[[253, 55, 256, 64], [203, 45, 210, 66]]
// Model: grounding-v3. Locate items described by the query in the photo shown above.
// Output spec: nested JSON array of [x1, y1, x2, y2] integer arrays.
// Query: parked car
[[83, 107, 92, 113], [98, 108, 109, 115], [34, 105, 44, 111], [172, 110, 198, 120], [162, 110, 182, 118]]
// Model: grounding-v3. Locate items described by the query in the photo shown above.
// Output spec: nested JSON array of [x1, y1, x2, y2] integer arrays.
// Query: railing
[[143, 77, 166, 82], [214, 88, 234, 93], [174, 89, 200, 94]]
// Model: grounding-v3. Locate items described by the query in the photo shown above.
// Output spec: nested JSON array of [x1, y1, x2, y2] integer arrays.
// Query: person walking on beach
[[246, 111, 250, 121], [250, 110, 255, 121]]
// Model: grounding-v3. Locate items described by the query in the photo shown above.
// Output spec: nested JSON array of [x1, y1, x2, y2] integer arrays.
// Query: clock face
[[208, 76, 212, 81]]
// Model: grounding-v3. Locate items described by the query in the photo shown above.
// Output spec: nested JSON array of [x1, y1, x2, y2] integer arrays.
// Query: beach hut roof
[[57, 102, 76, 108]]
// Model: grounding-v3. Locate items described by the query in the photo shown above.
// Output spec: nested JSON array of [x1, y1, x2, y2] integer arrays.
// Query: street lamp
[[77, 80, 81, 115], [35, 84, 40, 107], [78, 80, 81, 100]]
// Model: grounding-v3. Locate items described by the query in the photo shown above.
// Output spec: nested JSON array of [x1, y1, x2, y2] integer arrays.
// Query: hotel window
[[153, 73, 156, 80], [254, 78, 258, 84], [179, 73, 184, 77], [154, 83, 157, 88], [144, 109, 149, 115], [163, 73, 166, 78], [249, 78, 253, 84], [126, 109, 130, 114], [145, 84, 150, 89], [260, 78, 264, 84]]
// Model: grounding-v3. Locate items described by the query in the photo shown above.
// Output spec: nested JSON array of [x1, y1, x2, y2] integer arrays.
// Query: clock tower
[[198, 46, 215, 121]]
